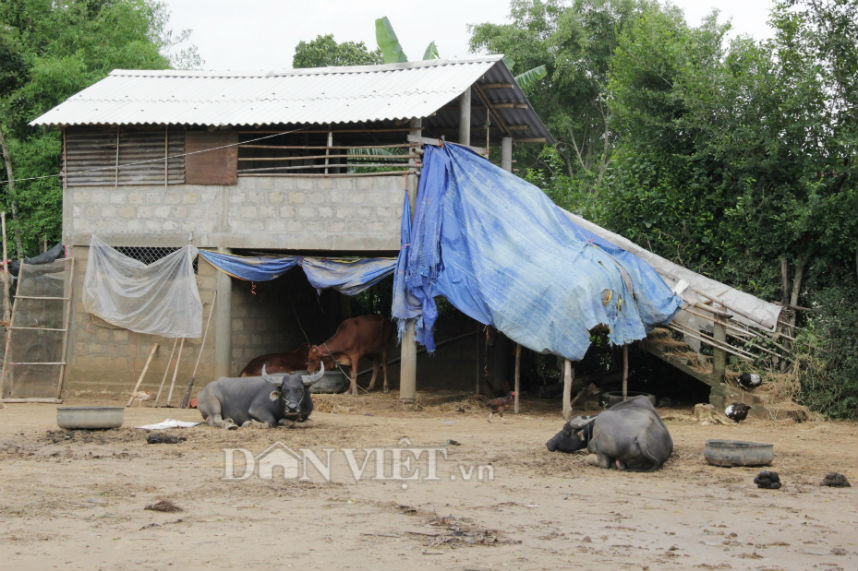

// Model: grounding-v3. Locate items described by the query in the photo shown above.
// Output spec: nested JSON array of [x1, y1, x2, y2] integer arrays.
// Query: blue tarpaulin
[[392, 143, 681, 360], [198, 250, 396, 296], [198, 250, 298, 282]]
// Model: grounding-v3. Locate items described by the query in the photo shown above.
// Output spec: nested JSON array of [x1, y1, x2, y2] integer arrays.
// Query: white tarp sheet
[[83, 235, 202, 338]]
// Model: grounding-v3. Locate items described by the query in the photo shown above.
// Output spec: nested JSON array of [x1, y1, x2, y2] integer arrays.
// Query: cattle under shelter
[[15, 56, 556, 403], [12, 56, 789, 415]]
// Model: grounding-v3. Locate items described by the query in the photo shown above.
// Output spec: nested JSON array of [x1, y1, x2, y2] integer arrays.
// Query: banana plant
[[375, 17, 546, 90]]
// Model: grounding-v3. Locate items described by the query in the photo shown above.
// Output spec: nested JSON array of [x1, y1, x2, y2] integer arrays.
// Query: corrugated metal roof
[[30, 56, 552, 142]]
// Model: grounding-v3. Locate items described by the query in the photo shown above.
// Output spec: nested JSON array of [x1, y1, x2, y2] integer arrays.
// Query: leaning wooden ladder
[[0, 257, 75, 403]]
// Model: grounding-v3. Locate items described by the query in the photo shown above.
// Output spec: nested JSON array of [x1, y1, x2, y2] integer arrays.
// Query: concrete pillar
[[399, 117, 422, 404], [213, 248, 232, 379], [501, 136, 512, 172], [459, 89, 471, 146], [562, 360, 574, 419]]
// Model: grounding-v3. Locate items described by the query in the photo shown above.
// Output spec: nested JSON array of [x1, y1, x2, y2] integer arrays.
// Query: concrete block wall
[[64, 176, 403, 251]]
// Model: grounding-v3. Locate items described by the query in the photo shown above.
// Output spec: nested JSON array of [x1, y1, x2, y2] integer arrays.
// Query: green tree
[[293, 34, 382, 68], [470, 0, 650, 215], [0, 0, 185, 257]]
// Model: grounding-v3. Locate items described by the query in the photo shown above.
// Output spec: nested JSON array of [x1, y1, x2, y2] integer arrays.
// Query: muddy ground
[[0, 393, 856, 571]]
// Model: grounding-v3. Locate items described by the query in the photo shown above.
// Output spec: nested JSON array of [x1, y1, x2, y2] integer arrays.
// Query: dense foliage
[[0, 0, 197, 258], [292, 34, 382, 68], [473, 0, 857, 417]]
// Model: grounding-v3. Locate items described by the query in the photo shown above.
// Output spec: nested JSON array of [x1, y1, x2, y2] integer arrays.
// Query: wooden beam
[[481, 83, 515, 89], [472, 84, 512, 139], [406, 135, 486, 156]]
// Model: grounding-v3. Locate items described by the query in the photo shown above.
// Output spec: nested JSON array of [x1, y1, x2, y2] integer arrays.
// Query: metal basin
[[57, 406, 124, 429], [704, 439, 774, 467], [290, 370, 349, 394]]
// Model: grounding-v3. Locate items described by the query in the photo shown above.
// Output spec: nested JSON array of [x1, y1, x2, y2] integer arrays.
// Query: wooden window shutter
[[185, 131, 238, 185]]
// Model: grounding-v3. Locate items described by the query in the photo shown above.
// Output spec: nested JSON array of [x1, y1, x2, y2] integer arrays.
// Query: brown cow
[[306, 315, 392, 395], [239, 343, 317, 377]]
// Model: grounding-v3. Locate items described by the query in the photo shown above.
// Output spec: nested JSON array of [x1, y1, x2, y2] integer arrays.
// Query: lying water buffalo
[[197, 363, 325, 428], [546, 395, 673, 471]]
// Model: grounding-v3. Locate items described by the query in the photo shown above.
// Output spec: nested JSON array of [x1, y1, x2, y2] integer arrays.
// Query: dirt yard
[[0, 393, 855, 571]]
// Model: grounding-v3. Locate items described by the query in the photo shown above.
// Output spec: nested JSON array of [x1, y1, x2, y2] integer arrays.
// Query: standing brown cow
[[306, 315, 392, 395]]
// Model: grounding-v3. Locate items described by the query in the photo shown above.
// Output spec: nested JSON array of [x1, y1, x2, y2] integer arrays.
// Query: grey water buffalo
[[545, 395, 673, 471], [197, 363, 325, 428]]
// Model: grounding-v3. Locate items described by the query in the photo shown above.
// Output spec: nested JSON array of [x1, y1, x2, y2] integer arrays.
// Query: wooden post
[[712, 320, 727, 384], [399, 117, 422, 404], [474, 326, 481, 395], [513, 343, 521, 414], [213, 248, 232, 379], [622, 344, 629, 400], [126, 343, 158, 406], [562, 359, 573, 419]]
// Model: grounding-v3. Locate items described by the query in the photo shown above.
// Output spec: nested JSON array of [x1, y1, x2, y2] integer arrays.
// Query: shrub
[[795, 285, 858, 419]]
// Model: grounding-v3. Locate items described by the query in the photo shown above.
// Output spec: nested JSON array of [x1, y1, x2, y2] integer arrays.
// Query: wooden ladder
[[0, 257, 74, 403]]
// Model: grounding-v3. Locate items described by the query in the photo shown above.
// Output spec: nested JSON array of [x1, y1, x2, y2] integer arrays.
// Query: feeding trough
[[57, 406, 124, 429], [704, 439, 774, 467], [286, 370, 349, 394]]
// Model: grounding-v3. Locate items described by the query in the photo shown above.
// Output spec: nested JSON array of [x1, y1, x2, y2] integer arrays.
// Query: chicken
[[486, 391, 517, 422], [130, 390, 151, 407], [725, 402, 751, 422], [738, 373, 762, 389]]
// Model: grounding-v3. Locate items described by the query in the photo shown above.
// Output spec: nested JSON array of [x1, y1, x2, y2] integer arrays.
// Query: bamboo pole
[[126, 343, 159, 407], [166, 338, 184, 406], [155, 337, 178, 406], [1, 212, 9, 324], [0, 257, 23, 399], [665, 323, 754, 361], [55, 257, 74, 399]]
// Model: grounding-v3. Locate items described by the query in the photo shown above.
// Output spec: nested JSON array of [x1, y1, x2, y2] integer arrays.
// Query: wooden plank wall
[[65, 127, 184, 187]]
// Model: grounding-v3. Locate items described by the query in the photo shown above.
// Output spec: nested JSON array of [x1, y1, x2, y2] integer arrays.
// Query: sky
[[161, 0, 776, 72]]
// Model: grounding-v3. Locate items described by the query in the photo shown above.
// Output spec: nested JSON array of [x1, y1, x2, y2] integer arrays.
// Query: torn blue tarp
[[199, 250, 396, 296], [392, 191, 422, 340], [393, 143, 681, 360], [301, 257, 396, 296], [198, 250, 299, 281]]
